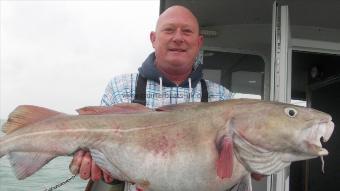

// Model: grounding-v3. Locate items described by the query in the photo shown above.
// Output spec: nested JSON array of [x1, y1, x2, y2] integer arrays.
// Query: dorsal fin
[[155, 102, 203, 111], [76, 103, 151, 115], [2, 105, 61, 134]]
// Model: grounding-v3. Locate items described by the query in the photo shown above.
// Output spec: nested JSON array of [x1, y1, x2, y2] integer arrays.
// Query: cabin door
[[269, 1, 292, 191]]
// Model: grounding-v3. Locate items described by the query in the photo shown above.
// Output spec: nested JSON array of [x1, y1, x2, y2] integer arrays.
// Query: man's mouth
[[168, 48, 186, 52]]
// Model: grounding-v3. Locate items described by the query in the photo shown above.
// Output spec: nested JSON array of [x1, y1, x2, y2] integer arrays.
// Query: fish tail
[[2, 105, 62, 134], [0, 105, 63, 179], [0, 133, 58, 180], [0, 137, 6, 158], [9, 152, 57, 180]]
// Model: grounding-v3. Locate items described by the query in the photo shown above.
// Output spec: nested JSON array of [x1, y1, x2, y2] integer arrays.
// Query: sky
[[0, 0, 160, 119]]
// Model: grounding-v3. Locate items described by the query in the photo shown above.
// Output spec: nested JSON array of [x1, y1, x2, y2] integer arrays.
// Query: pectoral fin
[[216, 136, 233, 179]]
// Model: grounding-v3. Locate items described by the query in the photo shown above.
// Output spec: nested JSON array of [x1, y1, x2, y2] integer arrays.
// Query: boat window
[[202, 50, 265, 99]]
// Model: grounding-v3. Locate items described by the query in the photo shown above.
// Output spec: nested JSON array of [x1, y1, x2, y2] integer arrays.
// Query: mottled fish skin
[[0, 99, 334, 191]]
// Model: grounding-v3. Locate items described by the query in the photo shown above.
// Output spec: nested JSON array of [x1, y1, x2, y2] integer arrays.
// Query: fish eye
[[284, 107, 298, 117]]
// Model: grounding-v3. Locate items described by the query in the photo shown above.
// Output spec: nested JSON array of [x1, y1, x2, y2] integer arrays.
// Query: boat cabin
[[160, 0, 340, 191]]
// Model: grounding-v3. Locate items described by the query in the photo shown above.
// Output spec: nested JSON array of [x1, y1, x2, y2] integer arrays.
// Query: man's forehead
[[158, 20, 196, 28], [156, 6, 199, 29], [156, 16, 199, 32]]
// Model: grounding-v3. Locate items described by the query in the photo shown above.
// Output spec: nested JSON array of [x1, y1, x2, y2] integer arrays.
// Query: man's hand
[[69, 150, 114, 183]]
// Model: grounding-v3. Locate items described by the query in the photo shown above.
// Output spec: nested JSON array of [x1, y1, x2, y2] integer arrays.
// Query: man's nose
[[172, 28, 184, 43]]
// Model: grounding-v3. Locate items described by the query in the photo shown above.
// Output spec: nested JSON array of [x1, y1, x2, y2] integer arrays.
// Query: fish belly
[[90, 142, 247, 191]]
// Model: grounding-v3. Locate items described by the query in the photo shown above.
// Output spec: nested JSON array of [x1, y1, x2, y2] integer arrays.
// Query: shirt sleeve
[[205, 80, 233, 101], [220, 86, 233, 100], [100, 73, 137, 106]]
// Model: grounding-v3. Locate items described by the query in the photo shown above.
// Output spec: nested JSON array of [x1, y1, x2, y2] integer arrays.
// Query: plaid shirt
[[101, 73, 232, 107]]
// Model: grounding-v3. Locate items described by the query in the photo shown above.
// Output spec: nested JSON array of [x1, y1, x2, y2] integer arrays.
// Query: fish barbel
[[0, 99, 334, 191]]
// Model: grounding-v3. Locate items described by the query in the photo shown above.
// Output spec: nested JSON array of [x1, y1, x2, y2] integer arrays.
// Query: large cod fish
[[0, 99, 334, 191]]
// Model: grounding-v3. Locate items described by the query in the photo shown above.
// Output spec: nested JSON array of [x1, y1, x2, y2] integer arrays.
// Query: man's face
[[150, 7, 203, 73]]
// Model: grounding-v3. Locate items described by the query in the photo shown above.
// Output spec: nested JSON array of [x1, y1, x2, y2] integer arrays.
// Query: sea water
[[0, 120, 88, 191]]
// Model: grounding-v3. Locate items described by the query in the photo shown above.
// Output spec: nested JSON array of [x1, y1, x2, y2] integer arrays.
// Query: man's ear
[[150, 31, 156, 48]]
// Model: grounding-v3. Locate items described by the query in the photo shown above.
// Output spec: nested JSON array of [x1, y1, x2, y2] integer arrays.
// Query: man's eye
[[182, 29, 193, 35], [164, 28, 174, 33]]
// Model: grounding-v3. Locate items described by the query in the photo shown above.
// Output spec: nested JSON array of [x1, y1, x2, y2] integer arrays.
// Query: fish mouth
[[301, 120, 334, 156]]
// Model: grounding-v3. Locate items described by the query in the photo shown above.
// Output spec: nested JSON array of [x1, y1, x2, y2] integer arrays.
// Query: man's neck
[[156, 64, 192, 85]]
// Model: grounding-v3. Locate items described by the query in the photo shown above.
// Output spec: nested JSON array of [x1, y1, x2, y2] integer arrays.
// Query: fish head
[[229, 99, 334, 175]]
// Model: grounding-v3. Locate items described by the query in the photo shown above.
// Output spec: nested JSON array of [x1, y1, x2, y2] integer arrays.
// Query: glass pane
[[202, 50, 265, 100]]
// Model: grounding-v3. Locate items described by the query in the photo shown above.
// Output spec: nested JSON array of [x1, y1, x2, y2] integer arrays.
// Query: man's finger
[[69, 150, 85, 175], [91, 160, 102, 181], [102, 170, 113, 183], [79, 152, 92, 180]]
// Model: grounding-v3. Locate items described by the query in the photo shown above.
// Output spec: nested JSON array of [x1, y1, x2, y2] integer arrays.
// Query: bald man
[[70, 5, 232, 191], [150, 5, 203, 85]]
